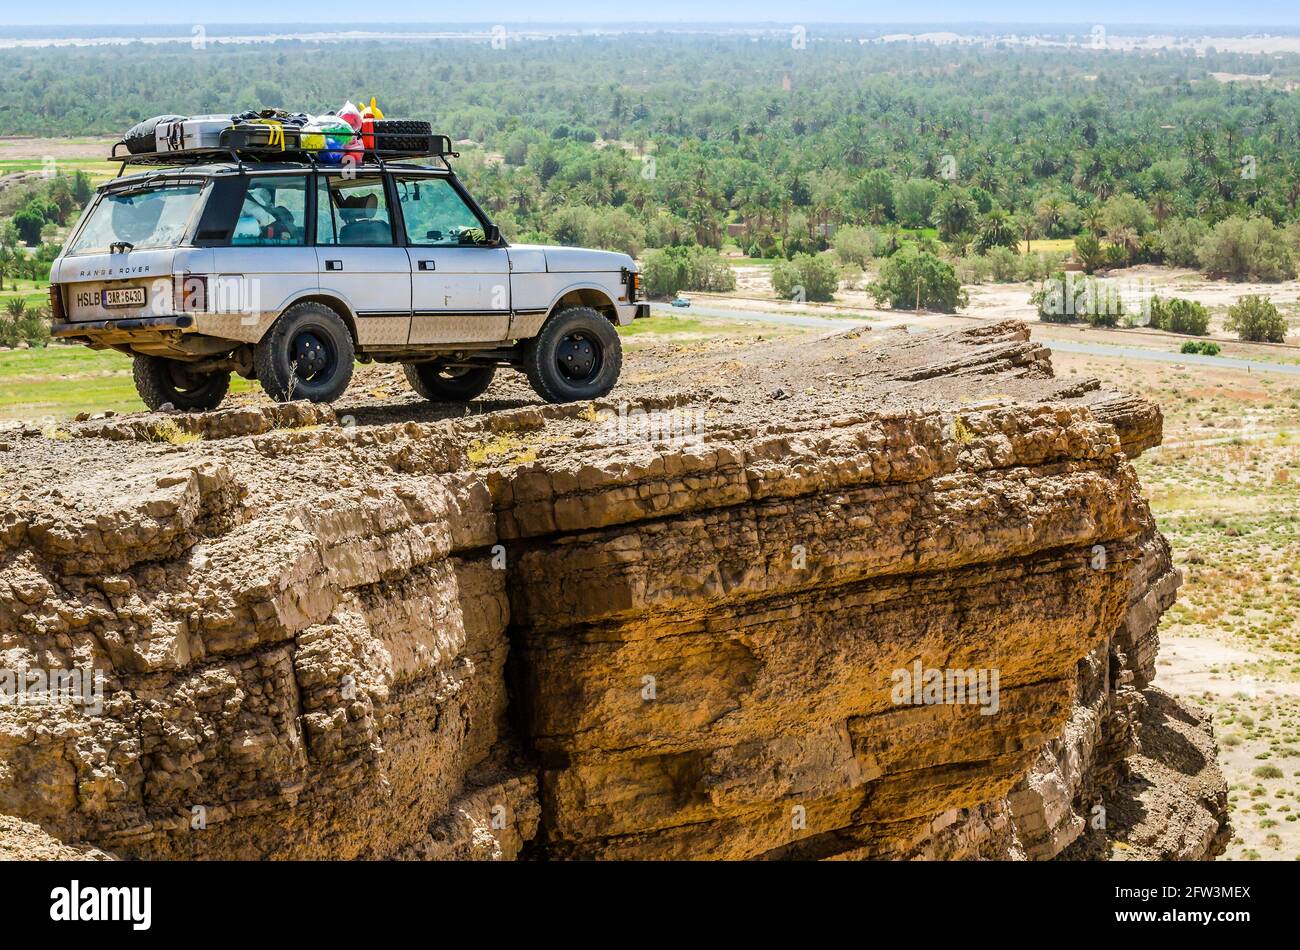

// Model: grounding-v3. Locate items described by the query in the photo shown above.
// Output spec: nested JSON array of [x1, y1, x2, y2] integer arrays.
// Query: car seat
[[337, 192, 391, 245]]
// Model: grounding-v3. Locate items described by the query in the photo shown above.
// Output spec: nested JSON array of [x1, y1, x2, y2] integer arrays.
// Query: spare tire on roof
[[123, 115, 185, 155], [371, 119, 435, 154]]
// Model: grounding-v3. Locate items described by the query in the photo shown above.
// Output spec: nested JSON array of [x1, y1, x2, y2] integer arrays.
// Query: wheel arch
[[279, 292, 360, 346], [548, 285, 618, 325]]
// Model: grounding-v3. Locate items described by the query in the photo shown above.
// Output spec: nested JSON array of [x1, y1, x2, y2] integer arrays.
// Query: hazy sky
[[3, 1, 1300, 27]]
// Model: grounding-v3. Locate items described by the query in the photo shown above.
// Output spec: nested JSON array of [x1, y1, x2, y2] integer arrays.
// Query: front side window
[[66, 182, 204, 255], [395, 176, 485, 246], [231, 175, 308, 246], [316, 175, 393, 246]]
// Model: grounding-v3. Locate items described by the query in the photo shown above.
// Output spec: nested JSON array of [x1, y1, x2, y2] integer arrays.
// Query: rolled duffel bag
[[155, 115, 234, 153], [123, 115, 184, 154], [371, 118, 435, 154]]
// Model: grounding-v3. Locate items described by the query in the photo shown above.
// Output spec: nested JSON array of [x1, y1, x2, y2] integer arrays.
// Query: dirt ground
[[1052, 347, 1300, 861]]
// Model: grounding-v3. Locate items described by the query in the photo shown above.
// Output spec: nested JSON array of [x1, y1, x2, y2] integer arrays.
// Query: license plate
[[102, 287, 146, 309]]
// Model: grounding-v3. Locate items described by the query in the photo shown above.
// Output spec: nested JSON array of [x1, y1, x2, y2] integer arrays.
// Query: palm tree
[[933, 190, 976, 242], [1105, 225, 1140, 265], [1082, 204, 1106, 237], [1149, 191, 1175, 227], [975, 209, 1017, 252], [1016, 212, 1041, 254], [1035, 195, 1066, 237]]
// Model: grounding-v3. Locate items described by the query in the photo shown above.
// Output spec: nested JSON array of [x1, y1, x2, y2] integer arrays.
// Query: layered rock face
[[0, 322, 1228, 860]]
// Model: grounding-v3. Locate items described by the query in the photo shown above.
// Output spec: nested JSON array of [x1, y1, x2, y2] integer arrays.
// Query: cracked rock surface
[[0, 322, 1227, 859]]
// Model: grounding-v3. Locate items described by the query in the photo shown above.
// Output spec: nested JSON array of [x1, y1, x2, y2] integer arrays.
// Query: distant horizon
[[6, 19, 1300, 33], [4, 0, 1300, 29]]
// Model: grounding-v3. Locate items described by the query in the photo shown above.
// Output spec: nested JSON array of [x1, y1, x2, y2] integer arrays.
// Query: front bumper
[[634, 303, 650, 319]]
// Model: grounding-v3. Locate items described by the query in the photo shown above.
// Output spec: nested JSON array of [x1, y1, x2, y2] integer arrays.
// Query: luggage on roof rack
[[111, 103, 454, 169], [109, 129, 458, 168]]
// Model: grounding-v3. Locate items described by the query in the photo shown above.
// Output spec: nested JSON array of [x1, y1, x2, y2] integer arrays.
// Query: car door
[[393, 173, 511, 345], [202, 172, 317, 341], [314, 172, 412, 346]]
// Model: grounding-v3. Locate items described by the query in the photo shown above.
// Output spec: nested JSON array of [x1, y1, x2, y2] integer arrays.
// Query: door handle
[[418, 260, 436, 271], [325, 260, 343, 271]]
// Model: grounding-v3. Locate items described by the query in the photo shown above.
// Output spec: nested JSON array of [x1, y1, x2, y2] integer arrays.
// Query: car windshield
[[66, 181, 205, 255]]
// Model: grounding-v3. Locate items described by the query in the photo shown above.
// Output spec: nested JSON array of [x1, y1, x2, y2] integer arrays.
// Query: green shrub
[[1148, 296, 1210, 335], [1226, 295, 1288, 343], [1158, 218, 1209, 267], [771, 252, 840, 302], [641, 246, 736, 297], [985, 246, 1020, 282], [1180, 340, 1221, 356], [869, 247, 967, 312], [1030, 271, 1123, 326], [1198, 216, 1296, 281], [0, 300, 51, 348], [832, 226, 881, 267], [1074, 232, 1105, 273]]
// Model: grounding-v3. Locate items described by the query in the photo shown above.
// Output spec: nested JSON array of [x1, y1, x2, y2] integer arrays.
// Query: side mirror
[[481, 223, 501, 246]]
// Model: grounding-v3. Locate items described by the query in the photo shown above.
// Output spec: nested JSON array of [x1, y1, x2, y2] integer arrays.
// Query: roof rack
[[108, 131, 459, 175]]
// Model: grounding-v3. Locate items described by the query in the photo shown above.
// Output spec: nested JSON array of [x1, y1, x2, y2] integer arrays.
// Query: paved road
[[657, 305, 1300, 376]]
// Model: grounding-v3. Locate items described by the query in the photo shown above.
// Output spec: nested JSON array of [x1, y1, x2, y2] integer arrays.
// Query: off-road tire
[[403, 363, 496, 402], [522, 306, 622, 403], [132, 354, 230, 412], [254, 301, 355, 403], [372, 119, 435, 153]]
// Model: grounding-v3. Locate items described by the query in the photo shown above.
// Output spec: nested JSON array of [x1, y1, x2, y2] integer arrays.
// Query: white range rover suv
[[49, 156, 647, 409]]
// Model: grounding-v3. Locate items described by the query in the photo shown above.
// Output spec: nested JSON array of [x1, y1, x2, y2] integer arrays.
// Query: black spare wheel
[[522, 305, 622, 403], [371, 119, 435, 153], [254, 301, 354, 403], [403, 363, 496, 402], [132, 354, 230, 412]]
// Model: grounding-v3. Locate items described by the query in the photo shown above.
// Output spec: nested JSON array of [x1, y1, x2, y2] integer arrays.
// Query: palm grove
[[4, 30, 1300, 333]]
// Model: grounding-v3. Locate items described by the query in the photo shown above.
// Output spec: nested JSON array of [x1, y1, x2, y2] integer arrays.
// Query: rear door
[[392, 173, 510, 344], [314, 172, 412, 346], [201, 172, 316, 337]]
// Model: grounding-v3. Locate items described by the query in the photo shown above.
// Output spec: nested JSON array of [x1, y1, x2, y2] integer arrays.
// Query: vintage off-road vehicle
[[48, 136, 646, 410]]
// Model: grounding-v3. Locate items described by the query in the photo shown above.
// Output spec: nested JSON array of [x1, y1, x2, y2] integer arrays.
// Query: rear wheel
[[254, 301, 354, 403], [521, 306, 622, 403], [132, 355, 230, 412], [403, 363, 496, 402]]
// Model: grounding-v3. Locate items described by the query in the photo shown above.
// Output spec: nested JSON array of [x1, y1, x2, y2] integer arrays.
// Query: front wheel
[[254, 301, 355, 403], [132, 354, 230, 412], [403, 363, 496, 402], [521, 306, 622, 403]]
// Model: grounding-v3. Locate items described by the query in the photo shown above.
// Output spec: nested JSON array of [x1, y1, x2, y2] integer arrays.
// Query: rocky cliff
[[0, 321, 1229, 860]]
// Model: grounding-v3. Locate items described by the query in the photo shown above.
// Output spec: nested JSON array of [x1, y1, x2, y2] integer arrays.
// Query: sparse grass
[[0, 343, 256, 421], [467, 432, 538, 467], [142, 418, 201, 445], [953, 415, 975, 445], [1056, 349, 1300, 862]]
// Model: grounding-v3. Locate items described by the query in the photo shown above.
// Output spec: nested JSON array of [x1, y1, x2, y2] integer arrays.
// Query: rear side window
[[232, 175, 308, 246], [66, 182, 204, 255], [316, 175, 393, 246]]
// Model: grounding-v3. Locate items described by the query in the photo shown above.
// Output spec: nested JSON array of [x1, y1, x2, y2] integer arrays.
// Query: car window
[[66, 182, 204, 255], [231, 176, 307, 246], [316, 175, 393, 246], [395, 176, 484, 246]]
